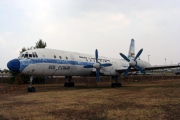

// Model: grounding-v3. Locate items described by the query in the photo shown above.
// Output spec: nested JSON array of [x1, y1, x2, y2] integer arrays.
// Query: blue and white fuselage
[[7, 48, 151, 77]]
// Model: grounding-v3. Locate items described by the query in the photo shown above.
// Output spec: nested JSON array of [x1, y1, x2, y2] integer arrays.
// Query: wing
[[115, 68, 136, 73], [144, 64, 180, 71], [115, 64, 180, 73]]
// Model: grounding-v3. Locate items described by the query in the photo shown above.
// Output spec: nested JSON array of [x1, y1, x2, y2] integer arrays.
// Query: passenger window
[[66, 57, 68, 60], [21, 54, 24, 57], [54, 55, 56, 58], [29, 54, 32, 58], [59, 56, 61, 59]]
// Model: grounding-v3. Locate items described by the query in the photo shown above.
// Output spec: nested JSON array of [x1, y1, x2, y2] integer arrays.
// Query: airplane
[[7, 39, 180, 92]]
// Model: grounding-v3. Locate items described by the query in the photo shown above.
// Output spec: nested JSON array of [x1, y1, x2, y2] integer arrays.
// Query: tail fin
[[128, 39, 135, 58]]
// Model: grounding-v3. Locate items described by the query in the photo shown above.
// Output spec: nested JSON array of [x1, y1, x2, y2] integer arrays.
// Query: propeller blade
[[123, 66, 132, 76], [134, 49, 143, 60], [100, 63, 112, 67], [135, 65, 145, 73], [95, 49, 98, 62], [96, 69, 100, 82], [84, 65, 93, 68], [120, 53, 130, 62]]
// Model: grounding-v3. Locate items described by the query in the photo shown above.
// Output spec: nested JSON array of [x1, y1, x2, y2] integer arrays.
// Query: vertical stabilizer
[[128, 39, 135, 58]]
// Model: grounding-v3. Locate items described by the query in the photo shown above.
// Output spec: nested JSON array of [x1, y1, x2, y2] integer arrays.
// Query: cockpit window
[[32, 52, 38, 58], [32, 52, 36, 57], [21, 52, 38, 59], [35, 52, 38, 57], [29, 54, 32, 58], [24, 54, 28, 58]]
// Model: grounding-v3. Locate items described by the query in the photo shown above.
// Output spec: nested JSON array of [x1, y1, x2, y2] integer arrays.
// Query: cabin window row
[[54, 55, 68, 60], [79, 56, 110, 62]]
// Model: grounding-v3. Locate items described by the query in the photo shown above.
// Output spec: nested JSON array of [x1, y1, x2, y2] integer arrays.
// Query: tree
[[19, 39, 46, 53], [20, 47, 27, 53], [35, 39, 47, 48]]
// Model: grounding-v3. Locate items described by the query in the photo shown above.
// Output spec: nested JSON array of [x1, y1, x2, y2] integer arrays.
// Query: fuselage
[[7, 48, 151, 76]]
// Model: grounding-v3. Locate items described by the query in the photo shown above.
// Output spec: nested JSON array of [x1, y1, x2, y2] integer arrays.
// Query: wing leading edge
[[144, 64, 180, 71], [115, 64, 180, 73]]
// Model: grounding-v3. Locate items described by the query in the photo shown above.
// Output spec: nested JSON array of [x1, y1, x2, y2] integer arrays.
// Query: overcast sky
[[0, 0, 180, 69]]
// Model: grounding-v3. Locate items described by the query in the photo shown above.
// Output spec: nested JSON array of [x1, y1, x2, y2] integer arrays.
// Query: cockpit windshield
[[19, 52, 38, 59], [24, 54, 28, 58]]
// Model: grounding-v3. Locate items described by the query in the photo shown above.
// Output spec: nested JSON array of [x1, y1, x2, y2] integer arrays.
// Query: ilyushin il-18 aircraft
[[7, 39, 180, 92]]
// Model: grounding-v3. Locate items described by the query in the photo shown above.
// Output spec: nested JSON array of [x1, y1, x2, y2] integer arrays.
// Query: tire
[[111, 83, 115, 88], [28, 87, 31, 92], [71, 82, 74, 87], [31, 87, 35, 92], [118, 83, 122, 87], [64, 83, 67, 87]]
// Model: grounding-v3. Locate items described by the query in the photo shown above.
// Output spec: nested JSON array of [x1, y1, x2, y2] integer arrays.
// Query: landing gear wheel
[[31, 87, 36, 92], [28, 87, 36, 92], [64, 76, 74, 87], [111, 83, 122, 88], [64, 82, 74, 87], [71, 82, 74, 87], [111, 83, 115, 88], [118, 83, 122, 87], [64, 82, 67, 87], [28, 87, 31, 92]]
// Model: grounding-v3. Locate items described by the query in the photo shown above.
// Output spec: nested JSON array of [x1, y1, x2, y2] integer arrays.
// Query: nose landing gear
[[28, 76, 36, 92]]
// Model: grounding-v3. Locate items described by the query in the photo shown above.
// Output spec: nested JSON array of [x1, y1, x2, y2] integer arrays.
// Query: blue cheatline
[[19, 58, 95, 72]]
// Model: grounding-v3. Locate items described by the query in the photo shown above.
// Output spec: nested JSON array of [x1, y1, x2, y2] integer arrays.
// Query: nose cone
[[7, 59, 20, 72]]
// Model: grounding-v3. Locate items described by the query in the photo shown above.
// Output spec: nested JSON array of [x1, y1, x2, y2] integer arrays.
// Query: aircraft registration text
[[49, 65, 70, 70]]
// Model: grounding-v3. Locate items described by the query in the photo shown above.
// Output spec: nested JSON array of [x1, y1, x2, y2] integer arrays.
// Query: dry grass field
[[0, 79, 180, 120]]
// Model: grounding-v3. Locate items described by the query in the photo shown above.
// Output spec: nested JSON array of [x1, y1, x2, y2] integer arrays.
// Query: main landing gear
[[111, 76, 122, 88], [28, 76, 36, 92], [64, 76, 74, 87]]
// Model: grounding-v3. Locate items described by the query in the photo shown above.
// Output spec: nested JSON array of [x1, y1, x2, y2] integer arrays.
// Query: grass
[[0, 79, 180, 120]]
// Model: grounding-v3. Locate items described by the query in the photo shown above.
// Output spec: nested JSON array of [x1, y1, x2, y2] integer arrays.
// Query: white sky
[[0, 0, 180, 69]]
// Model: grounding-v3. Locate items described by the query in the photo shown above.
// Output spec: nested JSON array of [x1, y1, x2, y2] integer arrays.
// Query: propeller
[[120, 48, 145, 76], [84, 49, 112, 82], [94, 49, 100, 82]]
